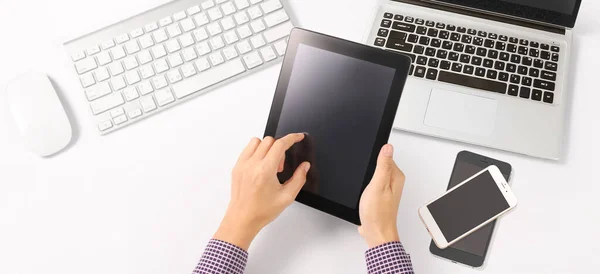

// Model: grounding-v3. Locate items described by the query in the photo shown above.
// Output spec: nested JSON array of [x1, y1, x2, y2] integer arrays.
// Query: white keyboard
[[65, 0, 294, 134]]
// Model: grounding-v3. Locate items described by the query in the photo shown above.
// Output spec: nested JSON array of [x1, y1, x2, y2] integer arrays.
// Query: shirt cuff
[[365, 241, 415, 274], [192, 239, 248, 274]]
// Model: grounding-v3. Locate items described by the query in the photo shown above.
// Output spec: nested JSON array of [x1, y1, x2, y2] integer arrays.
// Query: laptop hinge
[[393, 0, 566, 35]]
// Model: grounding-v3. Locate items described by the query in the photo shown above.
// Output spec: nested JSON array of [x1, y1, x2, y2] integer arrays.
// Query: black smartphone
[[429, 151, 512, 267]]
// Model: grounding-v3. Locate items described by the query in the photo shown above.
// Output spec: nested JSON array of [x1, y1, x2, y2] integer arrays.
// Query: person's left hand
[[213, 133, 311, 250]]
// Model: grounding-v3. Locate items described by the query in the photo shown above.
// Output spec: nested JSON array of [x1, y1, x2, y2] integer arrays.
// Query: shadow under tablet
[[278, 133, 320, 194]]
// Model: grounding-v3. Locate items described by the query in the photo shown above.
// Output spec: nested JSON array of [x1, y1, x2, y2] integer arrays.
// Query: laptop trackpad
[[424, 88, 497, 136]]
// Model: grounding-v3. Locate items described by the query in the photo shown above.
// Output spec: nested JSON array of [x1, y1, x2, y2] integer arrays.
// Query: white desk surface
[[1, 0, 599, 273]]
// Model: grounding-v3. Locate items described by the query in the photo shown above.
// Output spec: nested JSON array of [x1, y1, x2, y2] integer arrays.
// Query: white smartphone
[[419, 165, 518, 249]]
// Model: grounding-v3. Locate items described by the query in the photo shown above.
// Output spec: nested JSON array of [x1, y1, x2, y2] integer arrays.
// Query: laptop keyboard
[[375, 12, 560, 104]]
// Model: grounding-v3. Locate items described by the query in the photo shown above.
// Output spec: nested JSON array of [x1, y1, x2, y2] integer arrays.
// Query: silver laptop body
[[364, 0, 582, 160]]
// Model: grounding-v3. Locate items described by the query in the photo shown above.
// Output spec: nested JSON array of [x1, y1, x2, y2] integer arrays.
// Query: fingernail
[[304, 162, 311, 172], [383, 144, 393, 157]]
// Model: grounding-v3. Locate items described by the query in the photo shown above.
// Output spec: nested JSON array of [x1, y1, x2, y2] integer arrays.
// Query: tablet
[[264, 28, 411, 224]]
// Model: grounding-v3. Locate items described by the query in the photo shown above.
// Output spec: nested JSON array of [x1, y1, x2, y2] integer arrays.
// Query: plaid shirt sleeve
[[192, 239, 248, 274], [365, 241, 415, 274]]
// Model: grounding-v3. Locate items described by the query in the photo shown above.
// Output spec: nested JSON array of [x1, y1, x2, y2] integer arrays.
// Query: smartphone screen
[[438, 160, 510, 257], [428, 168, 510, 244]]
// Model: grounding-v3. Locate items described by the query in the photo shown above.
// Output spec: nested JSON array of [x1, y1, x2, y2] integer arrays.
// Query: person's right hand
[[358, 144, 406, 248]]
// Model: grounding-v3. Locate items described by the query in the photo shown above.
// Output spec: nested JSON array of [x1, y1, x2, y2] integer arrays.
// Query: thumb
[[371, 144, 396, 187], [283, 162, 311, 197]]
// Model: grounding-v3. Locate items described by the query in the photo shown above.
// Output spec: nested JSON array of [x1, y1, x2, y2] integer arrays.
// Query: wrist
[[362, 225, 400, 248], [213, 214, 262, 251]]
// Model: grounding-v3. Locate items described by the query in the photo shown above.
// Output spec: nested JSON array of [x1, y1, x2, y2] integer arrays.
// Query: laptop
[[364, 0, 582, 160]]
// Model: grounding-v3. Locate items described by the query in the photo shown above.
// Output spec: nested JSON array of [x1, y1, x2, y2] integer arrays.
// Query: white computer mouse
[[6, 72, 72, 156]]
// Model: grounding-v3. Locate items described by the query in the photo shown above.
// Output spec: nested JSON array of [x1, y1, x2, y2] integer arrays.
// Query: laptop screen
[[425, 0, 582, 28]]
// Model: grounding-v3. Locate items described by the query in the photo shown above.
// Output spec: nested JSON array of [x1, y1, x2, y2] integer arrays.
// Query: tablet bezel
[[264, 28, 411, 225]]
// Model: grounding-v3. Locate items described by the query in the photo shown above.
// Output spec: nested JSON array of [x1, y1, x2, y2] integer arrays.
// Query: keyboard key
[[460, 54, 470, 63], [426, 68, 438, 80], [475, 67, 485, 77], [108, 62, 125, 76], [168, 53, 184, 67], [125, 70, 141, 85], [450, 33, 461, 42], [188, 5, 202, 15], [484, 39, 494, 48], [85, 82, 112, 101], [173, 58, 246, 98], [543, 92, 554, 103], [155, 89, 175, 106], [476, 47, 486, 57], [180, 18, 196, 32], [153, 29, 169, 43], [128, 108, 143, 119], [167, 70, 183, 83], [499, 35, 508, 41], [451, 63, 462, 72], [394, 14, 404, 21], [471, 56, 482, 66], [242, 51, 263, 69], [386, 39, 413, 52], [529, 49, 539, 58], [381, 19, 391, 28], [113, 114, 128, 125], [263, 21, 293, 42], [457, 27, 466, 33], [519, 39, 528, 46], [439, 30, 449, 40], [195, 57, 211, 71], [152, 75, 168, 89], [159, 16, 173, 27], [467, 29, 476, 35], [551, 46, 560, 52], [130, 28, 144, 39], [251, 19, 267, 33], [123, 56, 139, 70], [541, 70, 557, 81], [507, 44, 517, 53], [273, 39, 287, 56], [115, 33, 130, 44], [193, 28, 209, 42], [392, 22, 416, 33], [194, 13, 210, 26], [438, 71, 506, 93], [181, 63, 197, 77], [123, 87, 139, 101], [506, 63, 516, 73], [90, 92, 124, 114], [140, 48, 156, 65], [529, 68, 540, 78], [209, 52, 225, 66], [448, 52, 459, 61], [508, 85, 519, 96], [201, 0, 215, 9], [196, 42, 212, 56], [510, 54, 521, 64], [534, 59, 544, 68], [520, 87, 530, 99], [465, 45, 475, 54], [151, 45, 168, 58], [167, 24, 183, 37], [552, 53, 559, 62], [75, 57, 97, 74], [534, 79, 555, 91], [250, 34, 265, 48], [139, 65, 155, 79], [463, 65, 474, 75], [416, 56, 427, 65], [510, 74, 520, 84], [165, 40, 182, 53], [111, 75, 127, 90], [207, 22, 223, 36], [487, 50, 498, 59], [428, 58, 439, 68], [144, 22, 159, 32], [486, 70, 497, 80], [248, 6, 263, 19], [440, 60, 451, 70], [95, 67, 110, 82], [261, 0, 282, 14], [477, 31, 486, 37], [498, 72, 509, 82], [494, 61, 505, 70], [138, 81, 154, 95], [427, 28, 438, 37], [495, 42, 506, 51], [413, 45, 424, 54], [139, 35, 155, 49], [532, 89, 543, 101], [86, 45, 101, 56], [426, 21, 435, 27], [222, 2, 237, 16], [419, 36, 430, 45], [431, 39, 441, 48], [405, 16, 414, 23], [407, 34, 418, 43], [437, 50, 448, 59], [483, 59, 493, 68], [426, 47, 436, 57], [414, 66, 426, 77], [260, 46, 277, 61], [522, 57, 532, 66], [545, 62, 558, 71], [521, 76, 532, 86], [383, 12, 393, 19], [499, 52, 510, 61], [98, 120, 113, 131], [378, 28, 389, 37], [140, 96, 157, 112], [179, 33, 195, 47]]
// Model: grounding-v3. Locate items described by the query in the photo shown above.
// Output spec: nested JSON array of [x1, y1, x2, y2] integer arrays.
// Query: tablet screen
[[274, 44, 396, 208]]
